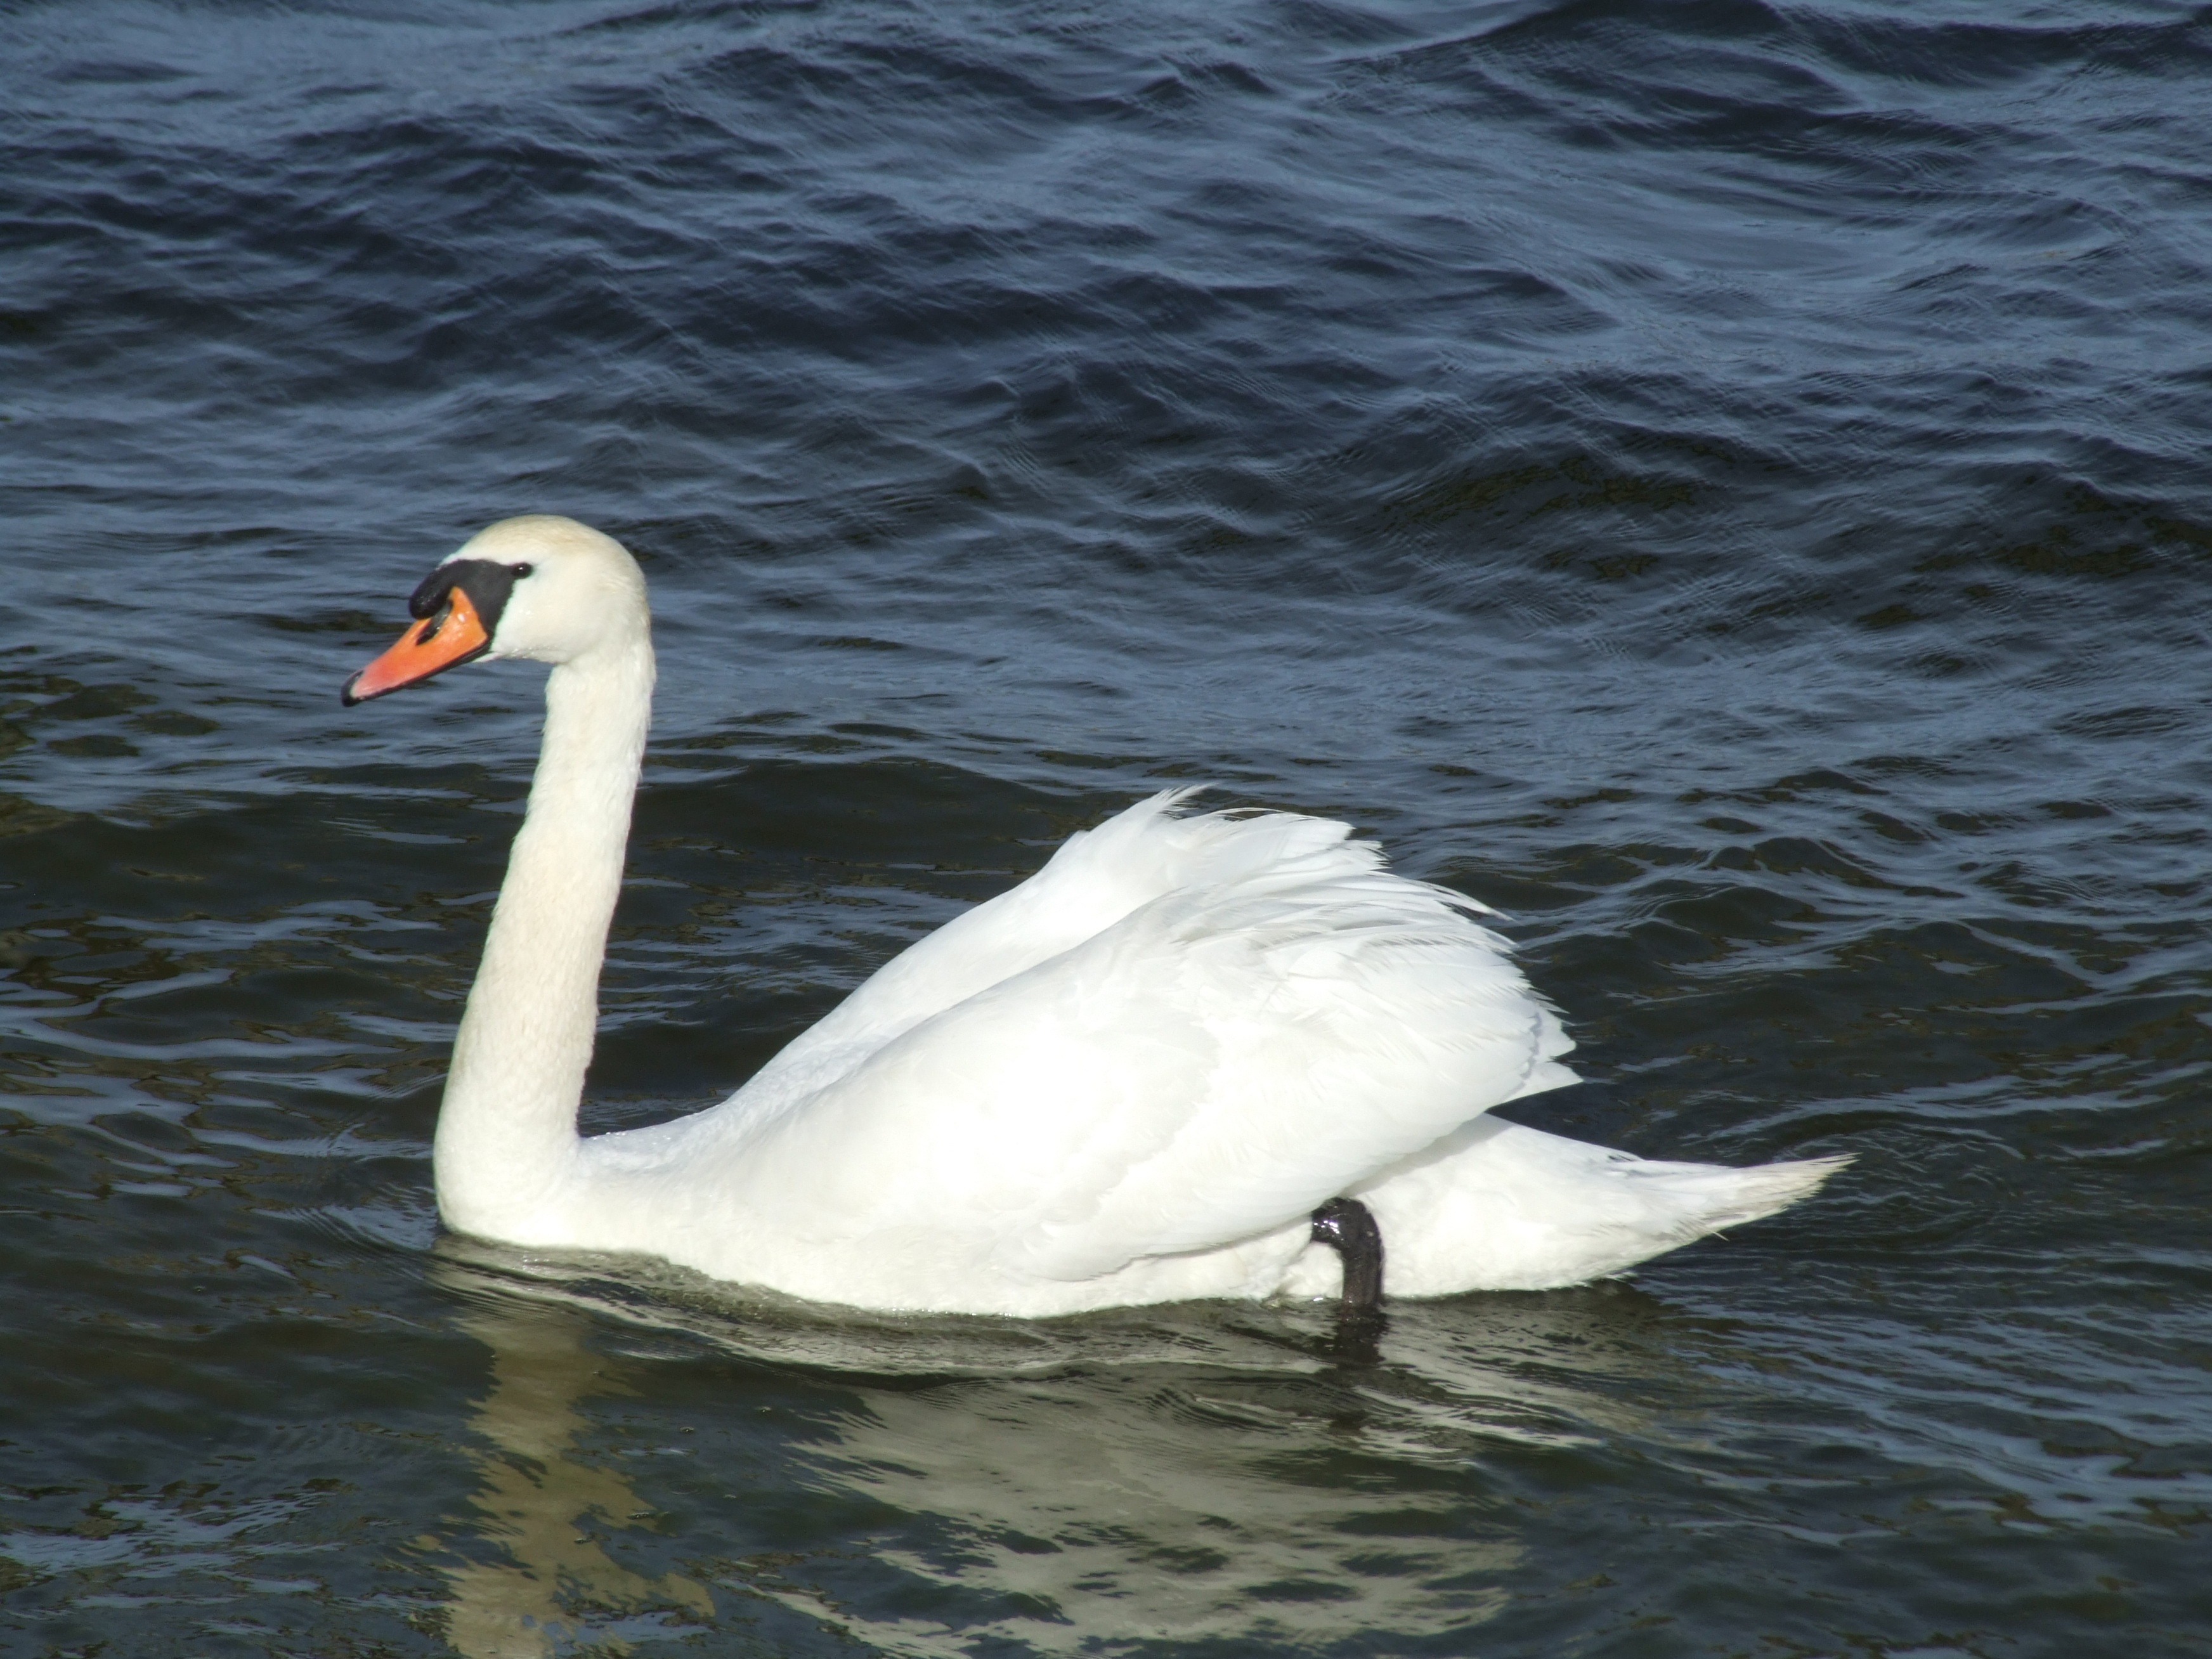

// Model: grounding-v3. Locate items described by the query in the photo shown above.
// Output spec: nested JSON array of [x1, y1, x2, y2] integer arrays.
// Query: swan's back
[[721, 788, 1576, 1130]]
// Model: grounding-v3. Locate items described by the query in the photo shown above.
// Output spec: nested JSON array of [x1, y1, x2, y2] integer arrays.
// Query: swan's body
[[349, 517, 1844, 1316]]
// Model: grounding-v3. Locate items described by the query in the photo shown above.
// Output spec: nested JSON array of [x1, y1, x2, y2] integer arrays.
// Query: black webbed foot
[[1310, 1197, 1386, 1363]]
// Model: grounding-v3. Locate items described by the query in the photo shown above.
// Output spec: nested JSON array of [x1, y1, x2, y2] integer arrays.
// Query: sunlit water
[[4, 1, 2209, 1653]]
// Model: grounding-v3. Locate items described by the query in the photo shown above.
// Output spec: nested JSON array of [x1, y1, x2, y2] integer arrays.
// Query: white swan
[[345, 516, 1844, 1317]]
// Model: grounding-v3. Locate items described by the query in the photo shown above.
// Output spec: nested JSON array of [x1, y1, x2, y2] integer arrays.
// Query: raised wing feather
[[717, 823, 1577, 1287], [724, 790, 1435, 1119]]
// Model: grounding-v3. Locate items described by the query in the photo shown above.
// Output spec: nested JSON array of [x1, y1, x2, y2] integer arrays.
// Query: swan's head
[[342, 516, 648, 705]]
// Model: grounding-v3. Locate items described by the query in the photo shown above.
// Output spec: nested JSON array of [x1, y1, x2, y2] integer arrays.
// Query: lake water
[[4, 1, 2209, 1653]]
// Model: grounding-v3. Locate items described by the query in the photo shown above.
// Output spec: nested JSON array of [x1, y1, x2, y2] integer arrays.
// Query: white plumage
[[351, 516, 1844, 1317]]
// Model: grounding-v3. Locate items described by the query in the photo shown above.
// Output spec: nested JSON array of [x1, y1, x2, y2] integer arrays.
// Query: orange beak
[[342, 586, 493, 706]]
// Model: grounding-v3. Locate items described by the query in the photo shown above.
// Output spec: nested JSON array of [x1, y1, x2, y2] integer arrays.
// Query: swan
[[344, 515, 1845, 1318]]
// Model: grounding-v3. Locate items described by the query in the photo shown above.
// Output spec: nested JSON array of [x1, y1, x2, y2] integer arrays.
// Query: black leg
[[1310, 1197, 1384, 1309], [1310, 1197, 1386, 1362]]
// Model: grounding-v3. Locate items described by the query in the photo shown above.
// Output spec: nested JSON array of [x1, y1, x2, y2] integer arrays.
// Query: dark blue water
[[5, 1, 2211, 1652]]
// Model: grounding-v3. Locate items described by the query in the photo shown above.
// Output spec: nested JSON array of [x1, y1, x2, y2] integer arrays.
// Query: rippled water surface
[[6, 1, 2212, 1653]]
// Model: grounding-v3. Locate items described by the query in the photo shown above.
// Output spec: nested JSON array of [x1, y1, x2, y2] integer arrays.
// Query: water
[[4, 0, 2209, 1651]]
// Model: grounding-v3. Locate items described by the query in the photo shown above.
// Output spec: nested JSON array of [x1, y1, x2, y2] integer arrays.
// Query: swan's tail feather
[[1649, 1151, 1852, 1236], [1358, 1128, 1851, 1295], [1672, 1159, 1849, 1239]]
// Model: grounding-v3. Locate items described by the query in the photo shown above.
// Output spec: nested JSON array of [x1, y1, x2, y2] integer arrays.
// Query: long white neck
[[433, 635, 655, 1237]]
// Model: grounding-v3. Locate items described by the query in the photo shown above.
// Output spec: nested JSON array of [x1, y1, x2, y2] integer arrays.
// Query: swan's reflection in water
[[438, 1291, 713, 1658], [427, 1244, 1703, 1653]]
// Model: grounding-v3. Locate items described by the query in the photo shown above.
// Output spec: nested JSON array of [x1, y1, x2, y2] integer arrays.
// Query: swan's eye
[[512, 563, 535, 578]]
